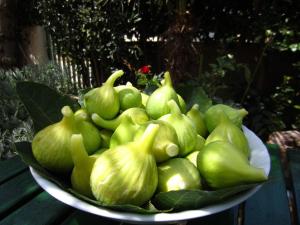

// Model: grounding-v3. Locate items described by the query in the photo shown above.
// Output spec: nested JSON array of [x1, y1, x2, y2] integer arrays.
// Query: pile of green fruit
[[31, 70, 267, 207]]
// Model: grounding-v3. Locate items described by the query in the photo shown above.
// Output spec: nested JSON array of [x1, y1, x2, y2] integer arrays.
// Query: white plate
[[30, 126, 270, 224]]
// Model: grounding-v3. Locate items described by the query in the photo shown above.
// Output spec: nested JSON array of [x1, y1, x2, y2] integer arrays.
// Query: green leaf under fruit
[[176, 86, 212, 113], [16, 81, 80, 132], [14, 140, 261, 214], [152, 184, 258, 211]]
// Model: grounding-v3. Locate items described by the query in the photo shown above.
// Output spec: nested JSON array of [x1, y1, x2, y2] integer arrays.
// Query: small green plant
[[135, 65, 163, 91], [197, 54, 251, 102], [270, 74, 300, 129], [0, 70, 33, 159], [0, 62, 75, 159], [184, 54, 299, 140]]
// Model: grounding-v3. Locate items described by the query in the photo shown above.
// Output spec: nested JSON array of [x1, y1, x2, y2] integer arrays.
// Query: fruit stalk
[[138, 124, 160, 154], [105, 70, 124, 86]]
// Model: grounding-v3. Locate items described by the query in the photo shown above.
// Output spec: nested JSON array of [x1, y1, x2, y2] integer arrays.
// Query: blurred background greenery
[[0, 0, 299, 158]]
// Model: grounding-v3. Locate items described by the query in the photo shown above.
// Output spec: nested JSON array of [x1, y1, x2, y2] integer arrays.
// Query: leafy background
[[1, 0, 299, 158]]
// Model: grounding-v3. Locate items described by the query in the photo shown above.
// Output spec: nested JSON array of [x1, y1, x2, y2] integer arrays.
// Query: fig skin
[[141, 92, 149, 107], [134, 120, 179, 163], [115, 82, 142, 110], [205, 115, 250, 158], [70, 134, 96, 198], [186, 150, 200, 167], [92, 107, 149, 130], [109, 116, 140, 148], [32, 116, 74, 174], [32, 106, 101, 174], [159, 100, 198, 156], [177, 93, 187, 113], [197, 141, 267, 189], [146, 71, 180, 119], [74, 108, 101, 155], [187, 104, 208, 138], [98, 129, 113, 148], [84, 70, 124, 119], [90, 124, 159, 206], [204, 104, 248, 133], [157, 158, 202, 192]]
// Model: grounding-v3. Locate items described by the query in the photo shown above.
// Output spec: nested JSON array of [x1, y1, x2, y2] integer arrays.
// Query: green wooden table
[[0, 145, 299, 225]]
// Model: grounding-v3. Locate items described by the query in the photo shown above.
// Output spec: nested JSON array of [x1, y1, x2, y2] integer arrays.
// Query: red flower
[[138, 65, 151, 74]]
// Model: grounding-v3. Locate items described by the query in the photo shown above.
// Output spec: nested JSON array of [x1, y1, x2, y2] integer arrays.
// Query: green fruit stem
[[163, 71, 173, 88], [239, 108, 248, 118], [165, 143, 179, 157], [74, 110, 88, 122], [109, 115, 138, 148], [70, 134, 93, 167], [105, 70, 124, 86], [92, 108, 149, 130], [91, 113, 121, 130], [138, 124, 160, 154], [61, 106, 75, 127], [191, 104, 199, 111], [74, 109, 89, 119], [167, 99, 182, 116]]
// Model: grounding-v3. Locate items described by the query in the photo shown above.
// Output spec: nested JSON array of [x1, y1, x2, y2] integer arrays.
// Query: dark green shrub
[[0, 62, 75, 159]]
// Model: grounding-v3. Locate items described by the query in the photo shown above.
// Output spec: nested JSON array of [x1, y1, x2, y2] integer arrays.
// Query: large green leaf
[[14, 141, 261, 214], [176, 85, 212, 113], [16, 81, 80, 132], [152, 184, 258, 211]]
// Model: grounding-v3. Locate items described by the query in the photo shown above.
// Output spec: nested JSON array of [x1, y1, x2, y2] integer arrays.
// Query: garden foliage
[[1, 0, 299, 158]]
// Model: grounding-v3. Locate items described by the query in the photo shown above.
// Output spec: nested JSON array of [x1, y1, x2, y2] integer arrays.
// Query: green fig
[[70, 134, 96, 198], [186, 150, 200, 167], [32, 106, 101, 173], [186, 104, 208, 137], [205, 115, 250, 158], [197, 141, 267, 189], [114, 82, 142, 110], [204, 104, 248, 133], [74, 108, 90, 120], [110, 116, 140, 148], [134, 120, 179, 163], [160, 78, 186, 113], [185, 135, 205, 167], [92, 107, 149, 130], [84, 70, 124, 119], [90, 148, 108, 160], [90, 124, 159, 206], [177, 93, 187, 113], [159, 100, 198, 156], [141, 92, 149, 107], [146, 71, 180, 119], [194, 134, 205, 151], [157, 158, 201, 192], [99, 129, 113, 148], [74, 108, 102, 155]]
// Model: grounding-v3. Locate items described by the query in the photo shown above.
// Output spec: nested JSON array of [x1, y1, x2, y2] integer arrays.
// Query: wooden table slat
[[188, 207, 239, 225], [0, 192, 73, 225], [60, 210, 122, 225], [0, 170, 41, 218], [0, 156, 28, 184]]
